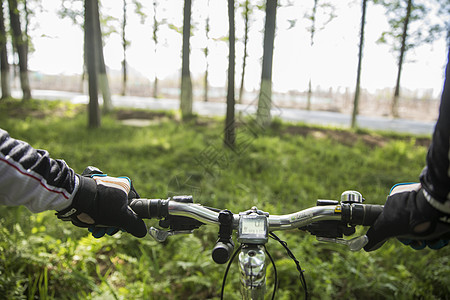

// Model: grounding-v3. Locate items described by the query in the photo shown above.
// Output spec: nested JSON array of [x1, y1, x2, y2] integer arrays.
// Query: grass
[[0, 98, 449, 299]]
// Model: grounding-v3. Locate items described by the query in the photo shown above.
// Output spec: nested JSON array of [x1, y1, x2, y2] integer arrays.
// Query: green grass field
[[1, 98, 449, 299]]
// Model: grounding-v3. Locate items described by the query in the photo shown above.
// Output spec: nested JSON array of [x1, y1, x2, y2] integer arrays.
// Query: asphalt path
[[24, 89, 436, 135]]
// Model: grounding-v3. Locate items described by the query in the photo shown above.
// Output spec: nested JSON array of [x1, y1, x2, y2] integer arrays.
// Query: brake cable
[[264, 245, 277, 300], [269, 232, 309, 299], [220, 244, 242, 300]]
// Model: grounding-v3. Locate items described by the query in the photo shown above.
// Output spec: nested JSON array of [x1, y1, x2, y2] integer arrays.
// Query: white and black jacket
[[0, 128, 78, 212]]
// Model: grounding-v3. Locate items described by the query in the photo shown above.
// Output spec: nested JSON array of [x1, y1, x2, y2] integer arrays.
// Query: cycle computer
[[238, 214, 268, 244]]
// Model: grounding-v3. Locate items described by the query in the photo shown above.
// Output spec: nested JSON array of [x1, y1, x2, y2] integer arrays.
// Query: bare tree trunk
[[306, 0, 318, 111], [225, 0, 235, 149], [204, 57, 208, 102], [392, 0, 412, 118], [204, 1, 210, 102], [180, 0, 193, 119], [256, 0, 277, 128], [0, 0, 10, 99], [23, 0, 29, 57], [85, 0, 100, 128], [8, 0, 31, 101], [238, 0, 250, 104], [307, 79, 312, 110], [152, 0, 159, 98], [351, 0, 367, 129], [93, 0, 112, 113], [121, 0, 127, 96]]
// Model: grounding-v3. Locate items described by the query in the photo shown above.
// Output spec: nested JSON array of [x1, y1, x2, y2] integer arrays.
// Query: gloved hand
[[56, 173, 147, 238], [364, 183, 450, 251]]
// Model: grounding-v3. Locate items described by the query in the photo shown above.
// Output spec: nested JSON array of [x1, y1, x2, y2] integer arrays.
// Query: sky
[[27, 0, 449, 97]]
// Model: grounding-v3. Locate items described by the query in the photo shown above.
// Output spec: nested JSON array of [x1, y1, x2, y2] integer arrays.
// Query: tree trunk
[[238, 0, 250, 104], [85, 0, 100, 128], [351, 0, 367, 129], [204, 58, 208, 102], [306, 0, 318, 111], [307, 79, 312, 110], [93, 0, 112, 113], [256, 0, 277, 128], [180, 0, 193, 119], [121, 0, 127, 96], [392, 0, 412, 118], [225, 0, 235, 149], [204, 3, 210, 102], [23, 0, 29, 58], [153, 77, 158, 98], [8, 0, 31, 101], [153, 0, 159, 98], [0, 1, 10, 99]]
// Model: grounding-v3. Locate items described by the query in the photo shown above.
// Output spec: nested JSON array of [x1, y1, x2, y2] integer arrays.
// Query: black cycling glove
[[56, 173, 147, 238], [364, 183, 450, 251]]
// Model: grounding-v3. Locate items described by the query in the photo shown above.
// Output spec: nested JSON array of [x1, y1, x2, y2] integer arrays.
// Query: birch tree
[[94, 0, 112, 113], [85, 0, 100, 128], [121, 0, 128, 96], [225, 0, 236, 148], [180, 0, 193, 119], [375, 0, 442, 117], [0, 0, 10, 99], [8, 0, 31, 101], [152, 0, 161, 98], [256, 0, 277, 128], [203, 0, 210, 102], [304, 0, 335, 110], [238, 0, 252, 104], [351, 0, 368, 129]]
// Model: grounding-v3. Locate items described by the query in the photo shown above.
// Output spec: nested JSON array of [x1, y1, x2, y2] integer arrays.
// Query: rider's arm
[[365, 50, 450, 251], [420, 48, 450, 215], [0, 128, 77, 212], [0, 128, 146, 238]]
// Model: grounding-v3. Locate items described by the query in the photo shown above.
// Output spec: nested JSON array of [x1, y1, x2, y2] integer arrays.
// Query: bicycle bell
[[340, 190, 364, 204]]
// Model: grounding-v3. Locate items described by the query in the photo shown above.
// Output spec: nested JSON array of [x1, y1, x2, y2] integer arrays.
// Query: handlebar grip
[[343, 203, 384, 226], [129, 198, 169, 219]]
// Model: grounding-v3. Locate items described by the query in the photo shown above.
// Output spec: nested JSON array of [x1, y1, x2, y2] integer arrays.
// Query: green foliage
[[374, 0, 444, 52], [0, 99, 449, 299]]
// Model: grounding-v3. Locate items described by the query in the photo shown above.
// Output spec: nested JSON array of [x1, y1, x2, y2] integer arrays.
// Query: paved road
[[25, 89, 436, 135]]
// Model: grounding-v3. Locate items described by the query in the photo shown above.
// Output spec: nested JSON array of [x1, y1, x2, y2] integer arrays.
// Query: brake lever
[[148, 226, 194, 242], [316, 235, 369, 251]]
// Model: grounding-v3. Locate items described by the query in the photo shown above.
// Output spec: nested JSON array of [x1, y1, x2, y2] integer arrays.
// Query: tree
[[225, 0, 236, 148], [8, 0, 31, 101], [392, 0, 412, 118], [58, 0, 85, 91], [0, 0, 10, 99], [119, 0, 145, 97], [256, 0, 277, 128], [121, 0, 128, 96], [94, 0, 112, 113], [436, 0, 449, 49], [85, 0, 101, 128], [351, 0, 368, 129], [152, 0, 160, 98], [238, 0, 252, 104], [180, 0, 193, 119], [375, 0, 442, 117], [58, 0, 112, 113], [203, 0, 210, 102], [304, 0, 335, 110]]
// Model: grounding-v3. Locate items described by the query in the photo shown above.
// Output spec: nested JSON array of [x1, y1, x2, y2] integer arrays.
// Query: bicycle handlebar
[[128, 197, 383, 230]]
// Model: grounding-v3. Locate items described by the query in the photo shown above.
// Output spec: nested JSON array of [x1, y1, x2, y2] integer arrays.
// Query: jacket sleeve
[[420, 49, 450, 215], [0, 128, 77, 213]]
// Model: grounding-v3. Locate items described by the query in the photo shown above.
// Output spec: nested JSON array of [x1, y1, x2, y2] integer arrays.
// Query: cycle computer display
[[238, 214, 268, 244]]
